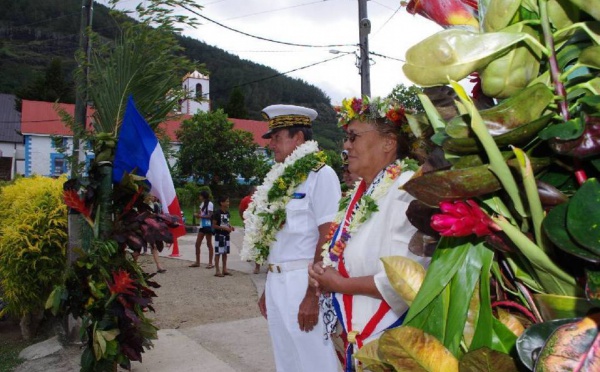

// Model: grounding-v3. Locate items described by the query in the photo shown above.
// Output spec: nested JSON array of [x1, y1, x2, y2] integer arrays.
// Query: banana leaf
[[403, 29, 534, 86]]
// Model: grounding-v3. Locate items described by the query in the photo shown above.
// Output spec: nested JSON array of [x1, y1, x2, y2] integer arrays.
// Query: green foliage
[[176, 109, 264, 185], [0, 0, 342, 150], [388, 83, 425, 113], [16, 58, 74, 106], [0, 176, 67, 318], [224, 86, 249, 119]]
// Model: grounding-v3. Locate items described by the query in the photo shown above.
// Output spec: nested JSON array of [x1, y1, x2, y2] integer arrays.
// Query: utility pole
[[358, 0, 371, 97], [71, 0, 93, 178], [66, 0, 93, 342]]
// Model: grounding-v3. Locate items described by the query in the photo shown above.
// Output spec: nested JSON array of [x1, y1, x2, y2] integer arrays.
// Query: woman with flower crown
[[309, 96, 431, 371]]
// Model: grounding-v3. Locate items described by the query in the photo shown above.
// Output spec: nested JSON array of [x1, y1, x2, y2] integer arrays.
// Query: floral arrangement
[[335, 96, 408, 128], [241, 140, 327, 264], [47, 176, 180, 371], [351, 0, 600, 371]]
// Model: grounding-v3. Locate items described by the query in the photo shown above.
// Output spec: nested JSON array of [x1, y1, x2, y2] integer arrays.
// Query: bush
[[0, 176, 68, 320]]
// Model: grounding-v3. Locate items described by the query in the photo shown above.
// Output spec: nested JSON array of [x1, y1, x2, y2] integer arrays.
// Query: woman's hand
[[309, 262, 343, 295]]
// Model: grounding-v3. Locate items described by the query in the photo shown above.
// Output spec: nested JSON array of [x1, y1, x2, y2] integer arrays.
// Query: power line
[[222, 1, 330, 22], [205, 52, 353, 96], [369, 50, 404, 62], [7, 11, 81, 28], [179, 4, 356, 49], [372, 5, 402, 36]]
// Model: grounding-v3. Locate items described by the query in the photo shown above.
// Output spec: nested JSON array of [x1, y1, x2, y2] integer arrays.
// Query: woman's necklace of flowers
[[241, 140, 326, 264], [321, 160, 406, 267]]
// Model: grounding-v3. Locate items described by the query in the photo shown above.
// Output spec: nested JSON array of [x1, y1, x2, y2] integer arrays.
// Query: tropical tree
[[388, 83, 424, 113], [354, 0, 600, 370], [224, 86, 249, 119], [176, 109, 266, 185]]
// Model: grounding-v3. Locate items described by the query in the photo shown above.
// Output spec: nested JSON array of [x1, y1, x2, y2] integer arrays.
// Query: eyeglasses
[[344, 129, 377, 143]]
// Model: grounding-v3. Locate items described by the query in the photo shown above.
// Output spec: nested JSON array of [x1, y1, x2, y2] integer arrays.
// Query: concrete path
[[16, 229, 276, 372]]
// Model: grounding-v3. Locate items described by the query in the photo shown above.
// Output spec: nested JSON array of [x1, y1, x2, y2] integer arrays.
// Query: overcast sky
[[110, 0, 442, 104]]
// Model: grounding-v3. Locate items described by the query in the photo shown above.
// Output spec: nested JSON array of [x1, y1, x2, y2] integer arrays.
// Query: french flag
[[113, 96, 186, 254]]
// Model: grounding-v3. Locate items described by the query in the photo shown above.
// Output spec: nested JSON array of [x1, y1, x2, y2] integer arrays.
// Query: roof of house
[[0, 94, 24, 143], [20, 99, 269, 147], [21, 100, 93, 136]]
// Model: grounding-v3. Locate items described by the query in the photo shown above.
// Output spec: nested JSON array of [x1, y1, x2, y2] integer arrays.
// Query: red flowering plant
[[353, 0, 600, 370], [49, 176, 170, 371]]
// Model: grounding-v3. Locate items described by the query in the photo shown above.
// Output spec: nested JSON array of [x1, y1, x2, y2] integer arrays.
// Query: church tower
[[181, 70, 210, 114]]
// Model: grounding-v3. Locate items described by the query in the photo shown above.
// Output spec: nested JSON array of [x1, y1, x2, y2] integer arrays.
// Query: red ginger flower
[[404, 0, 479, 28], [108, 269, 136, 296], [431, 200, 496, 237]]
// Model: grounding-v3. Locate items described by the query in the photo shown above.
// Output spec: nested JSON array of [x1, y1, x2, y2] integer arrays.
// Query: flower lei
[[321, 159, 414, 267], [241, 140, 327, 264], [334, 95, 407, 128]]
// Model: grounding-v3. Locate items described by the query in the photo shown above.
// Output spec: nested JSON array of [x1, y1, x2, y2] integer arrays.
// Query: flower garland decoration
[[334, 95, 407, 128], [241, 140, 327, 264], [321, 159, 413, 267]]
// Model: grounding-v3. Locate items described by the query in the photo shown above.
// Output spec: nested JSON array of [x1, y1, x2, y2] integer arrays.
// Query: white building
[[180, 70, 210, 114]]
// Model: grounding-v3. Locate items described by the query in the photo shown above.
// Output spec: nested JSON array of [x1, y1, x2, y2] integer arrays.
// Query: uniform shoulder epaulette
[[312, 162, 326, 172]]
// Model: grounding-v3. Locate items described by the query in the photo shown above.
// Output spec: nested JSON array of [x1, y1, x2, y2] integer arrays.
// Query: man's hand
[[297, 289, 320, 332], [258, 290, 267, 319]]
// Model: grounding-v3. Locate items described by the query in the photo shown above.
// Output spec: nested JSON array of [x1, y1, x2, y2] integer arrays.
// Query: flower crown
[[334, 96, 407, 128]]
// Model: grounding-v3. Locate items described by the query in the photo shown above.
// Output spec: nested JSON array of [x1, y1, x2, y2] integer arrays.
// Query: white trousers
[[266, 268, 339, 372]]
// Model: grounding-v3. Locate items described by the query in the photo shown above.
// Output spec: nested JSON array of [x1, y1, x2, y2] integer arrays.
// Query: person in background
[[309, 96, 430, 370], [190, 190, 214, 269], [212, 195, 234, 277], [340, 150, 360, 191], [243, 104, 341, 372], [133, 195, 166, 273], [239, 186, 260, 274]]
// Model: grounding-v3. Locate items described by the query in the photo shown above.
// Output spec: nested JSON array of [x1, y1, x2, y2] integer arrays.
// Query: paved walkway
[[16, 229, 276, 372]]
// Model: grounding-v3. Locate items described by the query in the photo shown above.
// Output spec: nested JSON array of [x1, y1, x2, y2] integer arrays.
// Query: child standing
[[212, 195, 234, 277], [191, 191, 214, 268]]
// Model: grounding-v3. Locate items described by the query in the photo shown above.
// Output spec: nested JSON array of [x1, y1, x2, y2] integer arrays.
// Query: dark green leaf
[[567, 178, 600, 252], [538, 117, 585, 140], [516, 318, 579, 370], [543, 203, 600, 263], [446, 243, 492, 354], [460, 347, 519, 372], [404, 239, 471, 325]]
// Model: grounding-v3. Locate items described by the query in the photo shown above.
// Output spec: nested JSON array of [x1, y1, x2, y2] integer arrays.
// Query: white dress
[[333, 170, 430, 346]]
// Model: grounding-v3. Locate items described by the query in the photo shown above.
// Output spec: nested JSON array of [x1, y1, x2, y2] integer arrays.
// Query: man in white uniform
[[256, 104, 341, 372]]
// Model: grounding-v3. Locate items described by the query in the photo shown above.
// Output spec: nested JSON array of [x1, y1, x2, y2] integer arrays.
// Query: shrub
[[0, 176, 68, 320]]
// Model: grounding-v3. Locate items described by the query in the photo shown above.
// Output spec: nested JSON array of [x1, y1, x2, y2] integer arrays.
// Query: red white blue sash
[[327, 179, 406, 371]]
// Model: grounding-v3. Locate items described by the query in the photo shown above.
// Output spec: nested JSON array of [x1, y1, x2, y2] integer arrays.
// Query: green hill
[[0, 0, 342, 149]]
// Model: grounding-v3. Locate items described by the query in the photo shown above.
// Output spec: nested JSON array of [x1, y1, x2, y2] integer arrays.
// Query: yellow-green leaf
[[381, 256, 426, 306], [354, 339, 389, 372], [403, 29, 530, 87], [378, 326, 459, 372]]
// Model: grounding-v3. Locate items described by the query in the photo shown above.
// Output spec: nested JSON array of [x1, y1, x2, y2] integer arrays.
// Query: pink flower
[[431, 200, 495, 237], [405, 0, 479, 28]]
